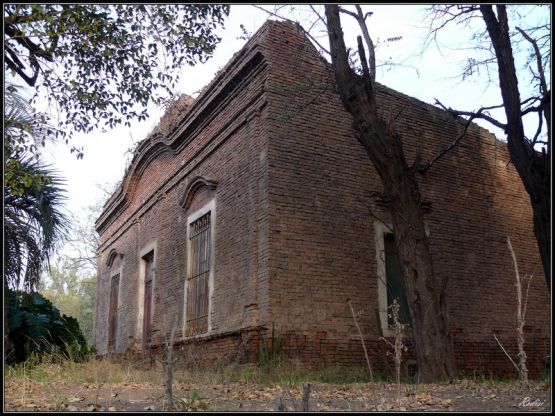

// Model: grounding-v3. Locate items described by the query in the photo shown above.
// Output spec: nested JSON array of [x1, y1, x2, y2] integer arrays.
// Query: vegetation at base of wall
[[6, 289, 91, 364], [254, 364, 394, 387], [6, 353, 156, 387], [9, 351, 547, 392], [3, 353, 399, 390], [5, 353, 550, 412], [259, 322, 282, 373], [5, 350, 549, 412]]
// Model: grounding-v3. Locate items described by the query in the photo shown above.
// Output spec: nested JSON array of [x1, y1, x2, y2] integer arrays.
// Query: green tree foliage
[[6, 289, 89, 364], [77, 276, 96, 345], [41, 257, 96, 344], [4, 4, 230, 146]]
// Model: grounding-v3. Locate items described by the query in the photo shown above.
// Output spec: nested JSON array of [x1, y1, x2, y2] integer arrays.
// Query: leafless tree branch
[[516, 26, 548, 96], [308, 5, 326, 28], [339, 5, 376, 83], [531, 110, 544, 147], [357, 36, 370, 81], [416, 116, 472, 175], [423, 5, 481, 52], [434, 99, 508, 131], [493, 332, 520, 373]]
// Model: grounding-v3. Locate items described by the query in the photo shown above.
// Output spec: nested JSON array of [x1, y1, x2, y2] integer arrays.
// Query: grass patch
[[443, 370, 549, 388], [167, 358, 389, 387], [5, 350, 163, 387], [180, 360, 394, 387], [8, 350, 547, 397]]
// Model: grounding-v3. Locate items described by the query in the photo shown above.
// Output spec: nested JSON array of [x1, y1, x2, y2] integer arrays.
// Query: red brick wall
[[260, 21, 549, 376], [95, 29, 273, 354]]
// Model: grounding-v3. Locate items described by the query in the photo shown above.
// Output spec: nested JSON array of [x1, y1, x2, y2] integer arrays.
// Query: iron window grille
[[186, 212, 211, 336]]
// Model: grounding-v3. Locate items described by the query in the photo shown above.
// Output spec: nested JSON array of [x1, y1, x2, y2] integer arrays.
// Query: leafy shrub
[[6, 289, 89, 364]]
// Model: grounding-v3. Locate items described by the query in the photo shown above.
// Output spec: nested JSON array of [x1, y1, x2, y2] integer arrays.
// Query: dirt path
[[5, 378, 550, 412]]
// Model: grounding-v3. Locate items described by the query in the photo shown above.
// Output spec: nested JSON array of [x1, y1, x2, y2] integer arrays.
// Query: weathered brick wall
[[95, 20, 549, 376], [146, 327, 263, 368], [94, 29, 273, 354], [259, 21, 549, 375]]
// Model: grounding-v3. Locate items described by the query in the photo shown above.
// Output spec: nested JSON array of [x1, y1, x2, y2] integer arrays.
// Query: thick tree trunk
[[531, 176, 551, 292], [325, 5, 456, 382], [481, 5, 551, 291], [388, 172, 456, 381], [385, 162, 456, 382]]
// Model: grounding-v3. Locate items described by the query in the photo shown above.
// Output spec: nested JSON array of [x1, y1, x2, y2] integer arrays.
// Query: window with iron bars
[[186, 211, 211, 336]]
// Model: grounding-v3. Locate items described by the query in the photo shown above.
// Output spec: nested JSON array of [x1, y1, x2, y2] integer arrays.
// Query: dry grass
[[8, 346, 547, 390], [5, 352, 382, 391], [6, 351, 164, 387], [4, 352, 550, 412]]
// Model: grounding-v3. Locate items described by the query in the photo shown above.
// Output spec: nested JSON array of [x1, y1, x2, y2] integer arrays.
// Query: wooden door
[[143, 279, 152, 342], [108, 274, 119, 351], [143, 253, 154, 343]]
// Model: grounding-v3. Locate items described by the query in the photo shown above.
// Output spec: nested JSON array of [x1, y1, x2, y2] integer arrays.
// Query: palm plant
[[4, 158, 70, 291], [4, 86, 69, 292]]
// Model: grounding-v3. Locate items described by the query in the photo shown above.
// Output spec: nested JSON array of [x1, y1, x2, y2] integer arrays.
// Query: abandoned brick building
[[94, 20, 550, 376]]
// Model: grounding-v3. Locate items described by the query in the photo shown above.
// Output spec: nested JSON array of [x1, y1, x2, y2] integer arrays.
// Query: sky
[[35, 4, 549, 256]]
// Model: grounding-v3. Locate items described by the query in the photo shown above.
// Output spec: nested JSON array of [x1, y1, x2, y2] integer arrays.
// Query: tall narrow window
[[143, 252, 154, 343], [108, 274, 120, 351], [384, 233, 411, 327], [186, 211, 211, 336]]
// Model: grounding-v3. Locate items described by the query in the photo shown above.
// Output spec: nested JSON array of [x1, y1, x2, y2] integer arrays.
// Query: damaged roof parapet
[[95, 20, 278, 232], [149, 94, 196, 139], [100, 95, 197, 209]]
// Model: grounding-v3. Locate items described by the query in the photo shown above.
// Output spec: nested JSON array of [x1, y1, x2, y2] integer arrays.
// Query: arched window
[[181, 177, 217, 336], [180, 176, 218, 214]]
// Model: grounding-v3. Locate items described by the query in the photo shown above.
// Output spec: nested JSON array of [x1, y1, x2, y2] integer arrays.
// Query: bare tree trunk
[[531, 194, 550, 292], [325, 5, 455, 382], [480, 5, 551, 292], [164, 326, 178, 410], [301, 383, 311, 412], [388, 169, 455, 382], [348, 300, 374, 382]]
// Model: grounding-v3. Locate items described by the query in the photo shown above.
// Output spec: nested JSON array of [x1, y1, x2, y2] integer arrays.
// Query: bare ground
[[5, 377, 551, 412]]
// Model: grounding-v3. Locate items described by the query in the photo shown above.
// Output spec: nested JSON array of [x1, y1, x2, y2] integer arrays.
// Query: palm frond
[[4, 156, 70, 292]]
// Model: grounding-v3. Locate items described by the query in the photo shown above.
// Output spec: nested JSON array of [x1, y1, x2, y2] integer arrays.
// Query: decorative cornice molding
[[179, 176, 218, 211], [106, 248, 123, 267]]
